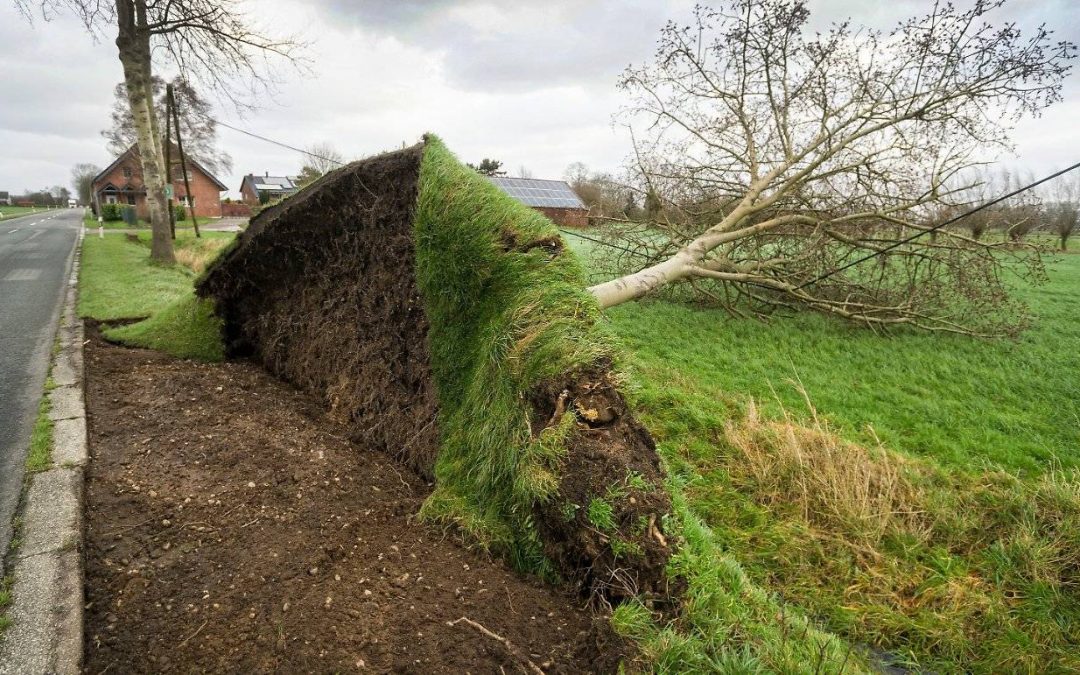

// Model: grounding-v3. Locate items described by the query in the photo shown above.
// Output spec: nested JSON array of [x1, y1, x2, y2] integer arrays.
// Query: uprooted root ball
[[198, 136, 675, 603]]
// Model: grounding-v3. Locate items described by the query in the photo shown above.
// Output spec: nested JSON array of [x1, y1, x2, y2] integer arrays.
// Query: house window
[[105, 195, 118, 204], [170, 165, 192, 182], [123, 166, 133, 179], [179, 195, 195, 207]]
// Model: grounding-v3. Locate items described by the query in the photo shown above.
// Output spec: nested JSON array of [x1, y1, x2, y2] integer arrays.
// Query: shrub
[[174, 204, 187, 222], [100, 203, 123, 221]]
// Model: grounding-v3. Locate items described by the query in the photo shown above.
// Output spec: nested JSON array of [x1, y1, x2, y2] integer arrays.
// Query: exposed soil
[[199, 145, 441, 478], [82, 327, 626, 674], [529, 365, 675, 604]]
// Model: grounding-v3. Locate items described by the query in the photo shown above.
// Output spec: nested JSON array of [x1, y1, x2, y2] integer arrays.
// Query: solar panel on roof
[[488, 177, 585, 209]]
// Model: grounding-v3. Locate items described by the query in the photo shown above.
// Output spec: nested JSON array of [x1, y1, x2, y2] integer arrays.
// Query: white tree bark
[[589, 250, 694, 309], [116, 0, 173, 263]]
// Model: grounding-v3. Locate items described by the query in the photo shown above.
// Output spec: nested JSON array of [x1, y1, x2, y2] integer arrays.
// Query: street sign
[[165, 185, 174, 199]]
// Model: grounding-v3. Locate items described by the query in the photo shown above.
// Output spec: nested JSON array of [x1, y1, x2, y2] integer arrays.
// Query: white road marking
[[27, 231, 42, 240], [7, 229, 18, 234], [2, 269, 42, 281]]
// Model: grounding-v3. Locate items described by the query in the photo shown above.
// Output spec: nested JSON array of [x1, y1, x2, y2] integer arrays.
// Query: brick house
[[239, 173, 300, 205], [488, 177, 588, 227], [92, 145, 227, 219]]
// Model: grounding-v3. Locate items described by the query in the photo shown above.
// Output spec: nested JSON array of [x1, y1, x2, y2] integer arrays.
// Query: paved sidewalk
[[0, 231, 86, 675]]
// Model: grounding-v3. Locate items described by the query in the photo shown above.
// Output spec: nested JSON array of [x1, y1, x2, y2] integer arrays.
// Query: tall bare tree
[[295, 142, 345, 186], [588, 0, 1074, 336], [565, 162, 638, 221], [17, 0, 301, 262], [1045, 173, 1080, 251], [71, 162, 101, 206], [103, 76, 232, 176]]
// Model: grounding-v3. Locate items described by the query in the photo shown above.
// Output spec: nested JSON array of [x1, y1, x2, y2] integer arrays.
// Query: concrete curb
[[0, 229, 85, 675]]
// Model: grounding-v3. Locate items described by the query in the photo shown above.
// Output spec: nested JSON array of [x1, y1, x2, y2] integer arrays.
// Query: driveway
[[0, 209, 81, 573]]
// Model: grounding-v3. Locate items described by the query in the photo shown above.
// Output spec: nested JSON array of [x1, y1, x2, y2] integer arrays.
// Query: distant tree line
[[8, 186, 74, 206], [946, 167, 1080, 251], [467, 158, 506, 176]]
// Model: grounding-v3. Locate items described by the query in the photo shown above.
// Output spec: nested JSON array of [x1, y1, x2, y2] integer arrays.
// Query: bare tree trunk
[[589, 250, 695, 309], [116, 0, 173, 263]]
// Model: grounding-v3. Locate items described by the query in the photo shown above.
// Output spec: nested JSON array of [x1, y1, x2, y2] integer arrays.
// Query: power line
[[794, 161, 1080, 290], [206, 114, 347, 167], [203, 113, 1079, 283]]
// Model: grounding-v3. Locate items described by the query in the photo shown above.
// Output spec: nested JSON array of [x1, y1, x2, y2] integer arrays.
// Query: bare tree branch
[[588, 0, 1075, 337]]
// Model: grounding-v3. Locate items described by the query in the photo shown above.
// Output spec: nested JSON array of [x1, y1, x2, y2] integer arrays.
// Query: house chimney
[[265, 171, 269, 178]]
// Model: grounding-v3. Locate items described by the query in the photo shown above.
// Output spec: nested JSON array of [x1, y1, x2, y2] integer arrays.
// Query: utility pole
[[164, 83, 177, 239], [168, 84, 200, 238]]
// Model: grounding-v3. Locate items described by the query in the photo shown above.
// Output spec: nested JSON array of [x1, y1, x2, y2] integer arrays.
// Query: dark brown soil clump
[[82, 328, 627, 673], [529, 366, 675, 603], [198, 145, 440, 478]]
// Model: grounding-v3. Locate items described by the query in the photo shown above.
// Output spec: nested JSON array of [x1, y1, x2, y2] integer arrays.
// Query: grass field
[[605, 255, 1080, 475], [0, 206, 63, 221], [582, 242, 1080, 671]]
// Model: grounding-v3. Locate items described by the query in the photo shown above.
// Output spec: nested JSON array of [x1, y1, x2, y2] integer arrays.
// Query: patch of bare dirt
[[82, 328, 626, 674]]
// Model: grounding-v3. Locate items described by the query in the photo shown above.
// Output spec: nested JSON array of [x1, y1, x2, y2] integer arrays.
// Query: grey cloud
[[309, 0, 693, 91], [310, 0, 462, 30]]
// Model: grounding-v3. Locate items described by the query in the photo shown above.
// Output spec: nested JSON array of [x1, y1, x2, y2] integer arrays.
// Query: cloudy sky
[[0, 0, 1076, 199]]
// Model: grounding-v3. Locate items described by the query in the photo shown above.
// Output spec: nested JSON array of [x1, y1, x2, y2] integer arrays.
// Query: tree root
[[448, 616, 545, 675]]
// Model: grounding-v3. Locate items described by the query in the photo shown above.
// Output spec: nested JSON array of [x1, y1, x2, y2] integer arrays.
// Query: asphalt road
[[0, 209, 80, 573]]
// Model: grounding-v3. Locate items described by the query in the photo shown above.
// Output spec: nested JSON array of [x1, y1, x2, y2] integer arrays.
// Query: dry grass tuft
[[724, 389, 932, 546], [175, 237, 232, 274]]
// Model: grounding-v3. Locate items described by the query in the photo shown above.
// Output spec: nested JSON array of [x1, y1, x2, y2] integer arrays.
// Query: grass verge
[[82, 212, 219, 230], [24, 376, 57, 473], [413, 138, 865, 671], [79, 231, 228, 360], [414, 137, 613, 574], [0, 575, 12, 635], [0, 206, 53, 221]]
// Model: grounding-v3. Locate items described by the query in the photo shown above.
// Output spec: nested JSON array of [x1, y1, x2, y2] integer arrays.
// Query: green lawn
[[559, 228, 1080, 475], [605, 255, 1080, 474], [79, 231, 230, 360], [83, 212, 217, 230]]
